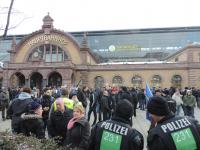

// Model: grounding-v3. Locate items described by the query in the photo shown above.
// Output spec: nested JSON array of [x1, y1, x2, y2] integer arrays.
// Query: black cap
[[147, 96, 170, 116], [115, 99, 134, 119]]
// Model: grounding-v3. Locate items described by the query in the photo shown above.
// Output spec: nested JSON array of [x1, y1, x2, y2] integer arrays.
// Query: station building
[[1, 14, 200, 89]]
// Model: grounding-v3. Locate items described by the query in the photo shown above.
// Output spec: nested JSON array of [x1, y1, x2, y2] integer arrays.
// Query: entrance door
[[48, 72, 62, 87], [30, 72, 43, 90]]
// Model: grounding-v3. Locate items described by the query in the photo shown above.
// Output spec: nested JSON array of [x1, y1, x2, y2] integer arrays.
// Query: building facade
[[2, 14, 200, 89]]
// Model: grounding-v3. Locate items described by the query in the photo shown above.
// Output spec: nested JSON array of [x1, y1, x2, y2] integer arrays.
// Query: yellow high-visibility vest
[[53, 97, 74, 111]]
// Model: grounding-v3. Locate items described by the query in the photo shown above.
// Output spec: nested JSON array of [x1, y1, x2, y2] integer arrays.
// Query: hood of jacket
[[18, 92, 32, 100], [21, 113, 42, 120]]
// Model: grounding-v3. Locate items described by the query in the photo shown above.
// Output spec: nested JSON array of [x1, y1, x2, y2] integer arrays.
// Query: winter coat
[[65, 117, 90, 150], [183, 95, 196, 107], [88, 116, 144, 150], [7, 92, 34, 133], [21, 112, 45, 139], [48, 107, 73, 144], [39, 95, 54, 121]]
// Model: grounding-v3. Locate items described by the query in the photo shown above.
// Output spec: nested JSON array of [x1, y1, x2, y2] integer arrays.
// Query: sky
[[1, 0, 200, 35]]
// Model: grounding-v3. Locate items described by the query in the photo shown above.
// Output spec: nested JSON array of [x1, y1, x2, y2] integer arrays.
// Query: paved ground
[[0, 108, 200, 149]]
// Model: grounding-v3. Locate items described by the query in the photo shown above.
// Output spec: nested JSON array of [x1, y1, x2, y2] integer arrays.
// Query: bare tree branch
[[3, 0, 15, 38], [8, 16, 32, 30]]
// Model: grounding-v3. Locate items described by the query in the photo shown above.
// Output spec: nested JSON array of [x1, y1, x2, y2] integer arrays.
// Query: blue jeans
[[184, 106, 194, 118]]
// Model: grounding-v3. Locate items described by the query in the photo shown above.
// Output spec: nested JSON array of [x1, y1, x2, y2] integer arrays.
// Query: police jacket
[[88, 116, 144, 150], [147, 115, 200, 150]]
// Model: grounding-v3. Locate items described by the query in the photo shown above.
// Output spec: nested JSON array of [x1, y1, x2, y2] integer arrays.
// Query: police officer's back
[[88, 99, 144, 150], [147, 96, 200, 150]]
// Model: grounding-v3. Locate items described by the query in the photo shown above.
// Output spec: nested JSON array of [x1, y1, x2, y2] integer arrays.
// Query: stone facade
[[2, 15, 200, 89]]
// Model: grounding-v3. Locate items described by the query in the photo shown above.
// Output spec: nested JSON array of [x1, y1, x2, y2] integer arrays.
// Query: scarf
[[67, 114, 84, 130]]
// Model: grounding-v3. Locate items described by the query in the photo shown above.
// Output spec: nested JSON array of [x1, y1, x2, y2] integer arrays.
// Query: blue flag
[[145, 82, 153, 121], [146, 82, 153, 98]]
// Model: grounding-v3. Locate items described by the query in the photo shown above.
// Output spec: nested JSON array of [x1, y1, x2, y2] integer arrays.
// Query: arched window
[[112, 76, 123, 85], [132, 75, 142, 88], [28, 44, 68, 62], [94, 76, 104, 88], [152, 75, 162, 88], [171, 75, 182, 88]]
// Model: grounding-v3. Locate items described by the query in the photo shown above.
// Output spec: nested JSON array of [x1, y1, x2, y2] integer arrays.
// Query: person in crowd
[[69, 90, 79, 106], [101, 90, 111, 121], [172, 88, 183, 115], [162, 89, 176, 114], [64, 102, 90, 149], [87, 88, 100, 126], [182, 89, 196, 118], [21, 101, 45, 139], [77, 87, 88, 108], [39, 87, 54, 131], [48, 98, 73, 145], [118, 86, 134, 125], [49, 87, 74, 114], [7, 87, 34, 134], [147, 96, 200, 150], [196, 89, 200, 109], [0, 87, 9, 121], [137, 88, 146, 111], [88, 99, 144, 150]]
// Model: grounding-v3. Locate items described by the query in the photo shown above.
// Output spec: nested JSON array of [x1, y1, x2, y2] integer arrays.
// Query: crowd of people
[[0, 84, 200, 150]]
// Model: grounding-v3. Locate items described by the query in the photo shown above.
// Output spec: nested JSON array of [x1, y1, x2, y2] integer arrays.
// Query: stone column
[[80, 71, 89, 87], [43, 79, 47, 88], [25, 79, 29, 87]]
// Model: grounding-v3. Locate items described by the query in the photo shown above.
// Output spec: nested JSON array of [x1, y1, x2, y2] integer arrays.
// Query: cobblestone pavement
[[0, 108, 200, 150]]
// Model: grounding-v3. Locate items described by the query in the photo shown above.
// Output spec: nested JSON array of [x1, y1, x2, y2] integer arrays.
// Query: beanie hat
[[115, 99, 134, 119], [147, 96, 170, 116], [30, 101, 41, 111]]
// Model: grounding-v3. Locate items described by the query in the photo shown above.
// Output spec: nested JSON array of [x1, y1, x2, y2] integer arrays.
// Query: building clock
[[33, 51, 39, 58]]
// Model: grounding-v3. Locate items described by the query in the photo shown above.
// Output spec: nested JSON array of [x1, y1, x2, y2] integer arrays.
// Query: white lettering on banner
[[161, 118, 192, 133], [101, 122, 129, 135]]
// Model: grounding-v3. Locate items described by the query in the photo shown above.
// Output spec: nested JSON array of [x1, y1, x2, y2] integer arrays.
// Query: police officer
[[88, 99, 144, 150], [147, 96, 200, 150]]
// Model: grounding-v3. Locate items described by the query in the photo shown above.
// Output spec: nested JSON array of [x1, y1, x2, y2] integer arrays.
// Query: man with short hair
[[147, 96, 200, 150], [48, 98, 72, 145]]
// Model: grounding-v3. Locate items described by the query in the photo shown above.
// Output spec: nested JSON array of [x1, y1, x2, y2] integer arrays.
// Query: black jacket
[[21, 112, 45, 139], [88, 116, 144, 150], [39, 95, 54, 120], [147, 115, 200, 150], [7, 92, 34, 133], [101, 95, 111, 112], [65, 117, 90, 150], [48, 107, 72, 143]]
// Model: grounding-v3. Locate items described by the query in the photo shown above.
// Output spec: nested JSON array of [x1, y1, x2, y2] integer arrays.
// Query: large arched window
[[94, 76, 104, 88], [171, 75, 182, 88], [132, 75, 142, 88], [152, 75, 162, 88], [28, 44, 68, 62], [112, 75, 123, 85]]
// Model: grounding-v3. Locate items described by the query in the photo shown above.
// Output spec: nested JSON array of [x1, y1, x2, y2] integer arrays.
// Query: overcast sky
[[1, 0, 200, 35]]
